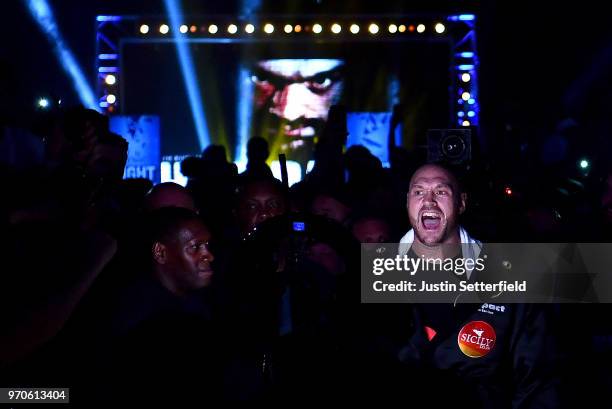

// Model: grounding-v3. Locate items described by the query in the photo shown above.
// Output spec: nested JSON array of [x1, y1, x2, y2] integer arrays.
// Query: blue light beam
[[25, 0, 97, 110], [163, 0, 211, 151], [240, 0, 262, 16], [235, 67, 254, 166]]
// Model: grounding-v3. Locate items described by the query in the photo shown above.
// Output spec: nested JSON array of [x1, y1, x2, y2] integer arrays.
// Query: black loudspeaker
[[427, 129, 472, 165]]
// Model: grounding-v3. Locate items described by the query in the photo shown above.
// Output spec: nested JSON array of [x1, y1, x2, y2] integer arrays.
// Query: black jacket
[[399, 302, 560, 409]]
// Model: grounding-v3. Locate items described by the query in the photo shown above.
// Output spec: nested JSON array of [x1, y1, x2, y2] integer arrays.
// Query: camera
[[427, 129, 472, 165]]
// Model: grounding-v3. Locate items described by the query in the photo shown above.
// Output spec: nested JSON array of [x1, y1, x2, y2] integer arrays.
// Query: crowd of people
[[2, 104, 612, 408]]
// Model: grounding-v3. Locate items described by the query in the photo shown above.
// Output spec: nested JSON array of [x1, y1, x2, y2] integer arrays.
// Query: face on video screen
[[250, 59, 344, 160], [124, 41, 451, 167]]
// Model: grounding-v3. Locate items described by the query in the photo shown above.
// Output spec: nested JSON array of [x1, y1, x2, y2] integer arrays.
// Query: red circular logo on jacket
[[457, 321, 496, 358]]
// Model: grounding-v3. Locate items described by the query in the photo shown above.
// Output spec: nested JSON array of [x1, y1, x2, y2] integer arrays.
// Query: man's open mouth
[[421, 211, 442, 230]]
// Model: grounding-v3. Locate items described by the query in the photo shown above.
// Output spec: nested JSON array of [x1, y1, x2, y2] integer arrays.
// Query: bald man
[[143, 182, 197, 212]]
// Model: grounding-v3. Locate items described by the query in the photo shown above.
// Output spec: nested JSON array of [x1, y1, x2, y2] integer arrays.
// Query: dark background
[[2, 0, 612, 169]]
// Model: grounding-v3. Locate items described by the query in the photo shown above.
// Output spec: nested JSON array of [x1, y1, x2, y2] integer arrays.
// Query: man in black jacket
[[396, 163, 559, 408]]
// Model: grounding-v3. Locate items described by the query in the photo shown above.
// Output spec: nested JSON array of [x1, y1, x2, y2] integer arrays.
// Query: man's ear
[[152, 242, 167, 264], [459, 192, 467, 215]]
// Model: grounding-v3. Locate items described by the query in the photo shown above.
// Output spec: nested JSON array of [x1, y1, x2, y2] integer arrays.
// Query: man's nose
[[257, 210, 271, 224], [423, 190, 437, 204], [270, 83, 311, 122], [200, 246, 214, 262]]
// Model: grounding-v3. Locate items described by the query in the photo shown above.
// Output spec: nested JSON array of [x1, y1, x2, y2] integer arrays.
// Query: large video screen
[[122, 40, 451, 170]]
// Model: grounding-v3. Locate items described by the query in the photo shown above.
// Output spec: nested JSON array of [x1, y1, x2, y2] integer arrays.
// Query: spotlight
[[331, 23, 341, 34], [284, 24, 293, 33], [467, 111, 475, 118], [457, 111, 465, 118], [579, 159, 590, 170], [349, 24, 359, 34], [388, 24, 397, 33], [105, 74, 116, 85], [190, 25, 197, 33], [139, 24, 149, 34], [159, 24, 169, 34], [504, 186, 513, 196], [37, 97, 49, 109], [106, 94, 116, 104], [416, 24, 425, 33], [435, 23, 446, 33], [398, 24, 406, 33], [263, 23, 274, 34], [461, 73, 471, 82], [368, 23, 379, 34], [245, 23, 255, 33], [294, 24, 302, 33], [462, 120, 470, 126], [228, 24, 238, 34], [461, 92, 471, 101], [179, 24, 188, 33], [468, 98, 476, 105], [208, 24, 218, 34], [408, 24, 415, 32], [312, 23, 322, 34]]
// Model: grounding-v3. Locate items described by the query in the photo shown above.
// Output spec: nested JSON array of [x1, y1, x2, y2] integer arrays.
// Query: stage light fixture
[[208, 24, 218, 34], [350, 24, 359, 34], [468, 98, 475, 105], [105, 74, 116, 85], [331, 23, 341, 34], [461, 73, 471, 82], [312, 23, 322, 34], [159, 24, 169, 34], [368, 23, 379, 34], [417, 24, 425, 33], [461, 92, 471, 101], [408, 25, 415, 32], [140, 24, 149, 34], [245, 23, 255, 33], [462, 120, 470, 126], [504, 186, 513, 196], [190, 25, 197, 33], [179, 24, 188, 33], [106, 94, 116, 104], [398, 24, 406, 33], [284, 24, 293, 33], [467, 111, 475, 118], [228, 24, 238, 34], [294, 25, 302, 32], [435, 23, 445, 33], [388, 24, 397, 33], [37, 97, 49, 109], [263, 23, 274, 34], [579, 159, 590, 169], [457, 111, 465, 117]]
